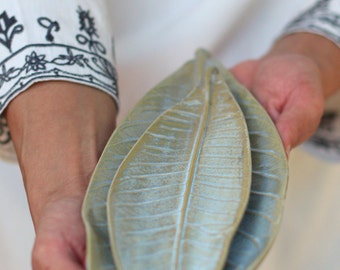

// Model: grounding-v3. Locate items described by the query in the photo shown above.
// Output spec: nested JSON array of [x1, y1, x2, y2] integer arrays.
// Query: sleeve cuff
[[0, 1, 118, 162], [281, 0, 340, 48], [0, 2, 118, 114], [0, 43, 118, 114]]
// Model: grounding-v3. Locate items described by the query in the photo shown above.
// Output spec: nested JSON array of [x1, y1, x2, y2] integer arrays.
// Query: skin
[[232, 33, 340, 154], [3, 32, 340, 269], [5, 82, 117, 269]]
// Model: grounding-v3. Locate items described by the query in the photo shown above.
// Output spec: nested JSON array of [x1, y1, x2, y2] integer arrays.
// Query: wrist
[[267, 33, 340, 98], [5, 81, 117, 226]]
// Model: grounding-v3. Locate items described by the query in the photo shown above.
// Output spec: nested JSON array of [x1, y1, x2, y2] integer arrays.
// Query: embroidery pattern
[[75, 6, 116, 86], [38, 17, 60, 42], [0, 115, 10, 145], [76, 6, 106, 55], [0, 6, 118, 151], [309, 111, 340, 152], [284, 0, 340, 45], [0, 44, 118, 110], [53, 47, 85, 67], [0, 64, 21, 89], [25, 51, 47, 72], [0, 11, 24, 53]]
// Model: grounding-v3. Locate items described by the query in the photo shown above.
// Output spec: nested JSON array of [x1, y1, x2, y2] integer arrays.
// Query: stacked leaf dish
[[82, 49, 289, 270]]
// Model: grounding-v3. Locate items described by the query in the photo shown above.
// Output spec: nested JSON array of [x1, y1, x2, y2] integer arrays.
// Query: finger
[[274, 88, 324, 154], [230, 60, 259, 89]]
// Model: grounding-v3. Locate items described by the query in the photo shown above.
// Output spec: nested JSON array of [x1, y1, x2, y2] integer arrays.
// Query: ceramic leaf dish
[[82, 49, 288, 270]]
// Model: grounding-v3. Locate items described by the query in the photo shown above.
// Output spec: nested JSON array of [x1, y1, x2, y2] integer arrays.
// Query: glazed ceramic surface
[[82, 50, 288, 270]]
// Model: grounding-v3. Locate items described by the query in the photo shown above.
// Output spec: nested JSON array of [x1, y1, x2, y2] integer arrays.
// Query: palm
[[231, 53, 325, 153]]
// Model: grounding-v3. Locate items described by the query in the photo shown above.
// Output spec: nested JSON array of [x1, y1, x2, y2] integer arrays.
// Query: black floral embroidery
[[0, 45, 116, 91], [91, 56, 116, 80], [0, 44, 118, 112], [308, 111, 340, 153], [318, 111, 338, 132], [0, 64, 21, 88], [0, 6, 118, 121], [0, 115, 10, 145], [24, 51, 47, 72], [52, 47, 85, 67], [285, 0, 340, 44], [74, 6, 116, 83], [0, 11, 24, 53], [78, 7, 98, 37], [76, 6, 106, 55], [37, 17, 60, 42]]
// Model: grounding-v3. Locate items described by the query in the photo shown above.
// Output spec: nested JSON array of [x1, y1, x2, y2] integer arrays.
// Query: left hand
[[231, 33, 340, 155], [231, 52, 324, 155]]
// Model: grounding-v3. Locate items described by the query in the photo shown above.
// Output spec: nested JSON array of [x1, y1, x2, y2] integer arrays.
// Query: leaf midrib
[[172, 70, 214, 269]]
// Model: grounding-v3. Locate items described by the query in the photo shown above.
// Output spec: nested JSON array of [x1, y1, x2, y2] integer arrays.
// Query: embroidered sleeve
[[282, 0, 340, 47], [0, 0, 117, 162]]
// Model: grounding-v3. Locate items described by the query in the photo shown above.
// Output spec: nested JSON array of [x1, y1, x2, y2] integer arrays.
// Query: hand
[[4, 81, 117, 269], [231, 33, 340, 155], [231, 53, 324, 154], [32, 196, 86, 269]]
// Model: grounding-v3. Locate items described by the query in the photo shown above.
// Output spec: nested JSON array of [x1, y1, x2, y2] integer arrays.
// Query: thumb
[[230, 60, 259, 89], [274, 93, 324, 155]]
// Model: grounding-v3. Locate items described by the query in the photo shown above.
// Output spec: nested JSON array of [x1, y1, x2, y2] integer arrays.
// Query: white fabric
[[1, 0, 340, 269], [0, 0, 117, 112], [302, 91, 340, 161], [0, 0, 118, 161], [284, 0, 340, 47]]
